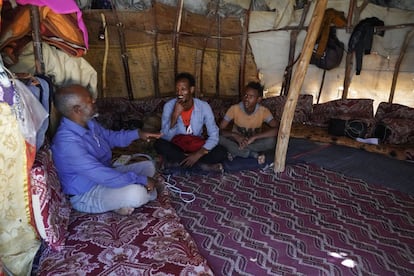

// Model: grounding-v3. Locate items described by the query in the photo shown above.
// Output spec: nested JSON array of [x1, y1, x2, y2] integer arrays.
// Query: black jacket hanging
[[348, 17, 385, 75]]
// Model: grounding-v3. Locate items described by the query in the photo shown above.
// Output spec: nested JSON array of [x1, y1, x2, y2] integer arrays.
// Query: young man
[[219, 81, 278, 164], [154, 72, 227, 172], [51, 84, 162, 216]]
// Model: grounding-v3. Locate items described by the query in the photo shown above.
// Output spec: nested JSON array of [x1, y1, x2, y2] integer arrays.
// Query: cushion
[[261, 94, 314, 124], [310, 98, 374, 127], [375, 102, 414, 121], [202, 97, 239, 123], [374, 118, 414, 145], [30, 142, 71, 251]]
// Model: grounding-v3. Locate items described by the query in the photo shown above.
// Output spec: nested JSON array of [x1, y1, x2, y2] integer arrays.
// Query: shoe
[[199, 163, 224, 173]]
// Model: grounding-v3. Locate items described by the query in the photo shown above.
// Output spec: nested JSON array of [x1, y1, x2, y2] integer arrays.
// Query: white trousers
[[70, 160, 157, 213]]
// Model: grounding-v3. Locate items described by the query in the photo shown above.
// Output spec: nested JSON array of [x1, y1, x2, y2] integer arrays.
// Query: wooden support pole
[[239, 1, 252, 100], [389, 27, 414, 103], [281, 2, 310, 96], [346, 0, 356, 33], [173, 0, 184, 78], [342, 51, 353, 99], [274, 0, 328, 173], [200, 3, 219, 96], [151, 1, 160, 98], [110, 0, 134, 100], [100, 13, 109, 98], [30, 5, 45, 75], [215, 15, 222, 97]]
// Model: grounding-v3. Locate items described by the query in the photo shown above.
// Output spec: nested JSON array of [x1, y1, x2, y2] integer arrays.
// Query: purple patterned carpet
[[167, 164, 414, 276]]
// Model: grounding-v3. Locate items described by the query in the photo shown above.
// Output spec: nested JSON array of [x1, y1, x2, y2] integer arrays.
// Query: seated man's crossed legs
[[154, 138, 227, 173], [70, 160, 160, 216], [219, 136, 276, 164]]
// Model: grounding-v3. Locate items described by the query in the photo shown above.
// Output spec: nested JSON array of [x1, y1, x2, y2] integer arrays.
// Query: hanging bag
[[310, 27, 345, 70]]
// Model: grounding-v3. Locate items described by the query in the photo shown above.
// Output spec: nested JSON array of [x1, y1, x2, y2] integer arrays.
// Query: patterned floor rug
[[167, 163, 414, 276]]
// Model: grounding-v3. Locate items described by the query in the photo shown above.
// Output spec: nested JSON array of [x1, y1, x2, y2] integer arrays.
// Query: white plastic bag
[[12, 79, 49, 147]]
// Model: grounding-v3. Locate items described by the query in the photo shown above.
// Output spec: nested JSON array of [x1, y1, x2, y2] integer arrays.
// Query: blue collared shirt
[[160, 98, 219, 150], [51, 118, 147, 195]]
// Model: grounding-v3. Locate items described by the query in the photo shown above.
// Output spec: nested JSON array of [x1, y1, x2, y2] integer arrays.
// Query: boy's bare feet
[[227, 152, 234, 161], [114, 207, 135, 216], [199, 163, 224, 173], [257, 153, 266, 165]]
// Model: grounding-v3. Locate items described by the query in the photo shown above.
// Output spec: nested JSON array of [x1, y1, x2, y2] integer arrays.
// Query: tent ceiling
[[77, 0, 414, 14]]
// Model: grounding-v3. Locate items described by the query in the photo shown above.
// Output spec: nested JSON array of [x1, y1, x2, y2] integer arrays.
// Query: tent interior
[[0, 0, 414, 275]]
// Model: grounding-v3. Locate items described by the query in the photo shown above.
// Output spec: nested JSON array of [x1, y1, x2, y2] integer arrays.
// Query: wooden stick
[[151, 1, 160, 98], [389, 27, 414, 103], [346, 0, 356, 33], [100, 13, 109, 98], [200, 3, 219, 97], [342, 52, 353, 99], [110, 0, 134, 100], [216, 15, 222, 97], [317, 69, 326, 103], [173, 0, 184, 77], [239, 1, 252, 100], [30, 5, 45, 75], [274, 0, 328, 173], [281, 2, 310, 96]]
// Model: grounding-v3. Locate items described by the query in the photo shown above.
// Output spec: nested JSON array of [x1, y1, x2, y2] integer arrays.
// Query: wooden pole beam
[[173, 0, 184, 78], [389, 27, 414, 103], [346, 0, 356, 33], [151, 1, 160, 98], [274, 0, 328, 173], [239, 0, 252, 100], [30, 5, 45, 75]]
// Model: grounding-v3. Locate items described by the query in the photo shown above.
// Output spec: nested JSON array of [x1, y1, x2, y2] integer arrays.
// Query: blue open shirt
[[51, 118, 147, 195], [159, 98, 219, 150]]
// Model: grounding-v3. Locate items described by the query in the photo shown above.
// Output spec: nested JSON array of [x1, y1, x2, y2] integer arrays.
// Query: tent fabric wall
[[81, 4, 259, 98], [76, 1, 414, 109]]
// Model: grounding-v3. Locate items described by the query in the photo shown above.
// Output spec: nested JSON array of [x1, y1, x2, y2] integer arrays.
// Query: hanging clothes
[[16, 0, 89, 48], [314, 8, 347, 59], [348, 17, 385, 75], [0, 1, 88, 66]]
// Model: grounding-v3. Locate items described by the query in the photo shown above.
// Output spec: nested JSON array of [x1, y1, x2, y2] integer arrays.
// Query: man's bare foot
[[114, 207, 135, 216], [257, 153, 266, 165], [199, 163, 224, 173], [227, 152, 234, 161]]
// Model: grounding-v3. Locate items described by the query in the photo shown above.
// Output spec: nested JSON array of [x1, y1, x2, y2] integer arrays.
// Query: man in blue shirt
[[52, 84, 162, 215], [154, 72, 226, 172]]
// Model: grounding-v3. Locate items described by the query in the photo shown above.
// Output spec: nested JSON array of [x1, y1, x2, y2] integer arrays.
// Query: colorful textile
[[0, 103, 40, 276], [30, 142, 71, 252], [36, 189, 214, 275], [16, 0, 89, 48]]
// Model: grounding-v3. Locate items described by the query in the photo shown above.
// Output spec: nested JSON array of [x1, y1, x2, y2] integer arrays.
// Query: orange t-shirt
[[181, 105, 194, 127]]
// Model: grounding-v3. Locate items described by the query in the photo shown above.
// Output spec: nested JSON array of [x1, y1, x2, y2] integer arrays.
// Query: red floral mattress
[[37, 189, 214, 275], [31, 143, 213, 275]]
